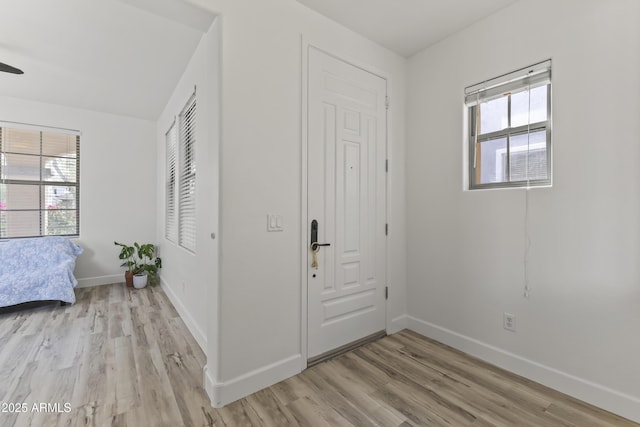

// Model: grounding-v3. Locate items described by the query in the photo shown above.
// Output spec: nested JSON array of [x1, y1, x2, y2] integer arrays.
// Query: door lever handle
[[310, 220, 331, 252], [310, 242, 331, 251]]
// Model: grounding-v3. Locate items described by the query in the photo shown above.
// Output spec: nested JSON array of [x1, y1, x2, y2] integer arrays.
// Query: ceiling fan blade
[[0, 62, 24, 74]]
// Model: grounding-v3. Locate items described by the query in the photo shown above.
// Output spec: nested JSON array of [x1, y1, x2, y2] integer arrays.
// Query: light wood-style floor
[[0, 284, 636, 427]]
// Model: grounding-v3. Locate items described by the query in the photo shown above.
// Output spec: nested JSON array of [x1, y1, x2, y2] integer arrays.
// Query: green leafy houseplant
[[114, 241, 162, 287]]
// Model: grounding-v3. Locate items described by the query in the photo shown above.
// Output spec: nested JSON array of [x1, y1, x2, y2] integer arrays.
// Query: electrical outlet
[[503, 312, 516, 332]]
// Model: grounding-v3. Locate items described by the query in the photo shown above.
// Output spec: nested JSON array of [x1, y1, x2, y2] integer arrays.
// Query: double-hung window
[[465, 60, 552, 189], [0, 124, 80, 238], [165, 93, 196, 252]]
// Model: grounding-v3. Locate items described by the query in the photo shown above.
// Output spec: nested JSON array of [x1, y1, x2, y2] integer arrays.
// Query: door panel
[[307, 47, 387, 359]]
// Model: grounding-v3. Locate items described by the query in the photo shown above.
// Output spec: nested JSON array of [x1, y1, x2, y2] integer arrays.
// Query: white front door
[[307, 47, 387, 360]]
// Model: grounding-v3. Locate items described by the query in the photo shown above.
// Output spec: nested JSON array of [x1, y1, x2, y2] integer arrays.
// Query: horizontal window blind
[[165, 121, 178, 243], [465, 60, 551, 106], [178, 95, 196, 252], [0, 125, 80, 238]]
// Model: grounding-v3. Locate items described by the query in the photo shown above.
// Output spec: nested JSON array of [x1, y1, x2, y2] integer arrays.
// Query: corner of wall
[[205, 354, 302, 408], [387, 314, 408, 335]]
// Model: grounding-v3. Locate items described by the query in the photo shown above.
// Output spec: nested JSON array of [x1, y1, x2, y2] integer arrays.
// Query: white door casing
[[306, 46, 387, 359]]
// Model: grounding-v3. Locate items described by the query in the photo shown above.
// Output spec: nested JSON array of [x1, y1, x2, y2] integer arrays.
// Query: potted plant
[[114, 241, 162, 288], [132, 242, 162, 288]]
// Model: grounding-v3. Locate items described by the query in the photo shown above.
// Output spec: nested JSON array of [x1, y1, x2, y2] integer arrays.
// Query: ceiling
[[0, 0, 215, 120], [297, 0, 519, 57], [0, 0, 519, 119]]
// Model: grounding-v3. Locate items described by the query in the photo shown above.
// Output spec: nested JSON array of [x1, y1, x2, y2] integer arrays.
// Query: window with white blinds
[[0, 124, 80, 238], [465, 60, 552, 189], [178, 95, 196, 252], [165, 122, 178, 243]]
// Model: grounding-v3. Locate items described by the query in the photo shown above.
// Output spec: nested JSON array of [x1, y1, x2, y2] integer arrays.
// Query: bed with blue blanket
[[0, 237, 83, 307]]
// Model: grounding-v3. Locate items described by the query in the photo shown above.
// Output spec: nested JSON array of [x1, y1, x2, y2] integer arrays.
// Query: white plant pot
[[133, 273, 148, 289]]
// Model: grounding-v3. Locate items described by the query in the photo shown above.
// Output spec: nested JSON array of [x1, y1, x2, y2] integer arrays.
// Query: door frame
[[300, 38, 391, 370]]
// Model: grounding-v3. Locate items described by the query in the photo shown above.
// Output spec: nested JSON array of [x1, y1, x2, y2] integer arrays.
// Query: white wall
[[406, 0, 640, 422], [188, 0, 407, 406], [155, 19, 220, 352], [0, 96, 157, 286]]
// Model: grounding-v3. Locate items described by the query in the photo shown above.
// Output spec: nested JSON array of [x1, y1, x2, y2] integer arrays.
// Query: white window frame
[[0, 122, 80, 239], [465, 60, 552, 190]]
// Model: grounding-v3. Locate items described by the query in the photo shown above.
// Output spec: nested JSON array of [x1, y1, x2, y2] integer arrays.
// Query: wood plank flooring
[[0, 283, 636, 427]]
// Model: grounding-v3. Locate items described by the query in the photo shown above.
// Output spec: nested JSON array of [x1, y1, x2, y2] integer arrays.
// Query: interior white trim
[[299, 34, 310, 370], [205, 354, 302, 408], [203, 364, 215, 404], [76, 274, 123, 288], [160, 276, 207, 351], [406, 315, 640, 424]]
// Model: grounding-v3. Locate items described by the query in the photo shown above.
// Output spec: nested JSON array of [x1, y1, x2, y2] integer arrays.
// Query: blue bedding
[[0, 237, 83, 307]]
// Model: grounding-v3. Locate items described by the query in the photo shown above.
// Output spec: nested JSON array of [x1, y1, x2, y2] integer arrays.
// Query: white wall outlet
[[267, 214, 283, 232], [503, 312, 516, 332]]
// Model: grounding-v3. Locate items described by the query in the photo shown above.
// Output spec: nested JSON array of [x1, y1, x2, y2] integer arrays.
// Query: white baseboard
[[205, 354, 302, 408], [406, 315, 640, 424], [203, 364, 215, 404], [76, 274, 122, 288], [387, 314, 408, 334], [160, 276, 207, 352]]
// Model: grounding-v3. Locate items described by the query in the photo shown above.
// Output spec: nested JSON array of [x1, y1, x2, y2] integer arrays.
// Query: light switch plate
[[267, 214, 283, 232]]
